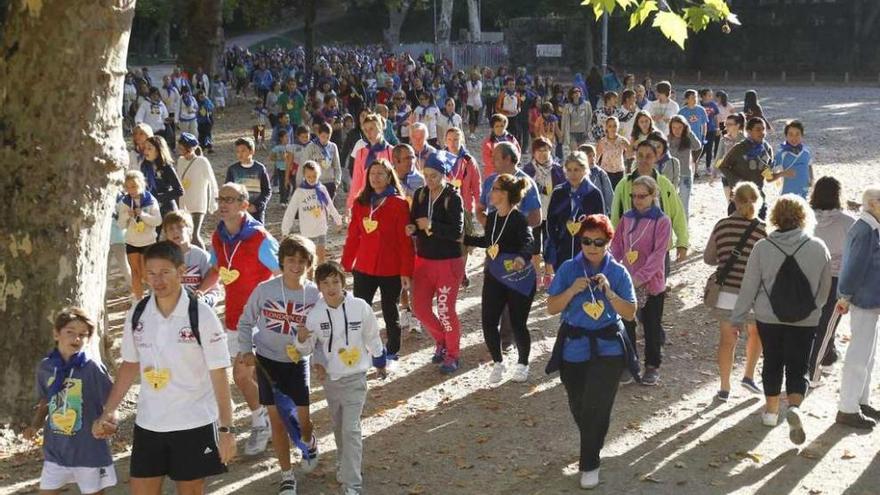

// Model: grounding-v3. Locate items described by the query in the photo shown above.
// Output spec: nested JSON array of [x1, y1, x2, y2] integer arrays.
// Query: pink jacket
[[348, 143, 394, 210], [610, 212, 672, 295]]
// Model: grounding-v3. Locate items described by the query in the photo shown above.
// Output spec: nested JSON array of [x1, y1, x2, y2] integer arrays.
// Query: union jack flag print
[[262, 300, 314, 335]]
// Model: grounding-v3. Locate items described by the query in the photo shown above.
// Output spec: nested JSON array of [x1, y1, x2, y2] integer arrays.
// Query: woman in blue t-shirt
[[545, 214, 637, 490]]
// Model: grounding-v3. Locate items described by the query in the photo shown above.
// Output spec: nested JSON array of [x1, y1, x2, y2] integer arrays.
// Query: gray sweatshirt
[[813, 209, 857, 276], [731, 228, 832, 326], [668, 127, 703, 179], [238, 277, 321, 362]]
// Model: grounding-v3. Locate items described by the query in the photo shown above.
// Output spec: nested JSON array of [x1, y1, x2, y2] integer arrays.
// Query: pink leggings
[[412, 256, 465, 359]]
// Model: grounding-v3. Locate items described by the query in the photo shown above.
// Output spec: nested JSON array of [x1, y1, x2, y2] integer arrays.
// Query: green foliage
[[581, 0, 737, 49]]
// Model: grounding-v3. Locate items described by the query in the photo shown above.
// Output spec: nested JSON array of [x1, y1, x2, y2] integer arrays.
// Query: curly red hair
[[578, 214, 615, 240]]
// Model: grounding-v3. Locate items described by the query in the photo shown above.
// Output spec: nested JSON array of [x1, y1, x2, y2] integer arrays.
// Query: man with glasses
[[208, 183, 281, 456]]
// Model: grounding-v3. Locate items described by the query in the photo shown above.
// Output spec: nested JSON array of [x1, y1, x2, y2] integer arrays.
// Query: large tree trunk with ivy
[[437, 0, 453, 45], [179, 0, 224, 76], [384, 0, 412, 49], [0, 0, 133, 422]]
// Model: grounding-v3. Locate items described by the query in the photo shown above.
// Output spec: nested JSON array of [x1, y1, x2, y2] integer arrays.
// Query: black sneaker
[[860, 404, 880, 421], [641, 367, 660, 386], [836, 411, 877, 430], [716, 389, 730, 402]]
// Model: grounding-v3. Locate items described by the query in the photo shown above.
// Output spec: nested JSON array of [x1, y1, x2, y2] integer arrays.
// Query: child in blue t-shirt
[[774, 120, 813, 198], [699, 88, 721, 172], [678, 89, 709, 164], [25, 308, 116, 494]]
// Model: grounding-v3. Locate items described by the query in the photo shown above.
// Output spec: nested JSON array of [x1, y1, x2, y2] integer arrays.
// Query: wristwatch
[[218, 425, 236, 434]]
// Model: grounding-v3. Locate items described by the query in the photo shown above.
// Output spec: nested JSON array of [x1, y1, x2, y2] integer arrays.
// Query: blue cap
[[178, 132, 198, 147], [424, 151, 457, 175]]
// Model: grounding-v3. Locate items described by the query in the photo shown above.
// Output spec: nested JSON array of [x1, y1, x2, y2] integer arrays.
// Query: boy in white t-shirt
[[93, 241, 236, 493], [644, 81, 679, 135]]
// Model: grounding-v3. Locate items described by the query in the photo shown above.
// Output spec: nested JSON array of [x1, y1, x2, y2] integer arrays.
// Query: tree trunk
[[584, 13, 595, 70], [466, 0, 480, 42], [437, 0, 454, 45], [304, 0, 317, 76], [179, 0, 224, 77], [384, 0, 412, 49], [0, 0, 134, 422], [157, 17, 172, 60]]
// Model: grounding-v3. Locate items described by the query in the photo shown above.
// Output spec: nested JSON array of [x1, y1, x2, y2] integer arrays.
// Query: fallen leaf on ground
[[841, 450, 856, 460], [640, 474, 663, 483]]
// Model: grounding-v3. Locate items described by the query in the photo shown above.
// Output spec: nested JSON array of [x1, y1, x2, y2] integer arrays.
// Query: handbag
[[703, 219, 760, 309]]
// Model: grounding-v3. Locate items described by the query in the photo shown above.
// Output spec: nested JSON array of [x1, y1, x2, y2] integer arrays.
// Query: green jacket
[[611, 169, 689, 249], [277, 91, 306, 126]]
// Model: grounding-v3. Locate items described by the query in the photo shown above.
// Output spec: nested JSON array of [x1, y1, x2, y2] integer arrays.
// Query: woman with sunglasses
[[546, 214, 637, 490], [464, 174, 538, 384], [610, 176, 672, 386]]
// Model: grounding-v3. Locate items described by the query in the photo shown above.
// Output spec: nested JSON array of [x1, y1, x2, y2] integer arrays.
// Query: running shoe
[[641, 367, 660, 386], [761, 412, 778, 427], [716, 389, 730, 402], [786, 407, 806, 445], [488, 362, 505, 384], [741, 377, 761, 394], [245, 424, 271, 456], [439, 357, 460, 374], [511, 363, 529, 383], [619, 372, 634, 385], [279, 476, 297, 495], [580, 468, 600, 489], [431, 345, 447, 364], [301, 435, 319, 472]]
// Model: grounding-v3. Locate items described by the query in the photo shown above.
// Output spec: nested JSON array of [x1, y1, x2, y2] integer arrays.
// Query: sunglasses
[[630, 193, 652, 200], [581, 237, 609, 247]]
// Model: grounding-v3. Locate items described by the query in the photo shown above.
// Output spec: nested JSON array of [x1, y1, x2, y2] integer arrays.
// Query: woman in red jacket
[[342, 159, 415, 363]]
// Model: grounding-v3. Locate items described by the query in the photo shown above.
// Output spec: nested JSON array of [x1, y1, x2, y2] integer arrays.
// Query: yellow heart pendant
[[566, 221, 582, 236], [51, 408, 77, 435], [762, 168, 774, 181], [626, 250, 639, 265], [311, 207, 322, 218], [338, 347, 361, 367], [143, 367, 171, 390], [486, 244, 500, 260], [363, 217, 379, 234], [582, 300, 605, 320], [286, 344, 302, 363], [134, 221, 146, 233], [218, 266, 240, 285], [451, 179, 462, 189], [182, 178, 191, 189]]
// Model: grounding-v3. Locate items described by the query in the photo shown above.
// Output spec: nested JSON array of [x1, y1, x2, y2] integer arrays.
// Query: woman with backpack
[[704, 182, 767, 401], [835, 185, 880, 430], [731, 194, 832, 445]]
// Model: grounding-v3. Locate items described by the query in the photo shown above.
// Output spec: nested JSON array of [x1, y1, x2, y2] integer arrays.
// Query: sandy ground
[[2, 84, 880, 495]]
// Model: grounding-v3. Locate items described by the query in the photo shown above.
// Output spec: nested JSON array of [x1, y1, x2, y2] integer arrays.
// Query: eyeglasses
[[581, 237, 609, 247], [217, 196, 244, 204], [630, 193, 652, 200]]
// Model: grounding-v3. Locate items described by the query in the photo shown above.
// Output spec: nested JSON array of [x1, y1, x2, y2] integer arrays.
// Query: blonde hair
[[632, 175, 659, 197], [770, 194, 814, 232], [124, 170, 146, 193], [220, 182, 249, 200], [564, 151, 589, 170], [733, 181, 763, 220], [132, 123, 154, 139]]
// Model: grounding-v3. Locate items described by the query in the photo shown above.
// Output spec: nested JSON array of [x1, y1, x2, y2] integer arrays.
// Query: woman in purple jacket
[[610, 175, 672, 386]]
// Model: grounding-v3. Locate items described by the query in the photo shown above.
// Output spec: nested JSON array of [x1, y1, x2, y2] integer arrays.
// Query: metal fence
[[392, 42, 509, 69]]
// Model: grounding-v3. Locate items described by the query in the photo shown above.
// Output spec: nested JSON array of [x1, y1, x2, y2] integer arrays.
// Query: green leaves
[[629, 0, 657, 30], [582, 0, 736, 50], [653, 10, 688, 49]]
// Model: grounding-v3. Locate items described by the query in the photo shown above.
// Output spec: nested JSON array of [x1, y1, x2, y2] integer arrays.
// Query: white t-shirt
[[645, 99, 680, 135], [466, 80, 483, 108], [121, 290, 230, 432], [177, 155, 218, 214], [413, 105, 441, 140]]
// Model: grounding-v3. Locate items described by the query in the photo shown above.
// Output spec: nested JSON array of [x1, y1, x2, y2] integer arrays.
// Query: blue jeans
[[679, 174, 693, 218]]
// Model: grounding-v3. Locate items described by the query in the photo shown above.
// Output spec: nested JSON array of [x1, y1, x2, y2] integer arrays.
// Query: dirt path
[[2, 85, 879, 495]]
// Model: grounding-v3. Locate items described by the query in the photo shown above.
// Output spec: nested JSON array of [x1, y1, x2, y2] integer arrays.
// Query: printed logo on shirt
[[48, 378, 83, 436], [320, 322, 331, 331], [209, 331, 226, 344], [178, 327, 198, 344], [262, 300, 314, 335], [348, 321, 362, 331], [182, 265, 203, 289]]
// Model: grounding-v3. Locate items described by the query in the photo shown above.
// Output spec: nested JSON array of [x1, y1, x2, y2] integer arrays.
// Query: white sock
[[281, 469, 295, 481], [251, 407, 267, 428]]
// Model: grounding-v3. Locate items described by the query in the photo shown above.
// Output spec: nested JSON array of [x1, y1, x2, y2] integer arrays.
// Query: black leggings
[[481, 272, 536, 365], [353, 271, 403, 355], [756, 321, 815, 397], [560, 357, 624, 472]]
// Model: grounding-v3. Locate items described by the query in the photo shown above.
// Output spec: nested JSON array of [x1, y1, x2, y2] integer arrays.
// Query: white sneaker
[[489, 362, 506, 384], [245, 424, 271, 455], [301, 435, 319, 472], [580, 468, 600, 489], [511, 363, 529, 383], [279, 472, 297, 495], [761, 412, 778, 427]]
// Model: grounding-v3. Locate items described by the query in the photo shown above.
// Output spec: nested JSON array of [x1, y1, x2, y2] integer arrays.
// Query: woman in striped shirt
[[704, 181, 768, 401]]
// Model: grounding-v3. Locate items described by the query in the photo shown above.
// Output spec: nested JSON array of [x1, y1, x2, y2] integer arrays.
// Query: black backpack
[[131, 290, 201, 345], [762, 239, 816, 323]]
